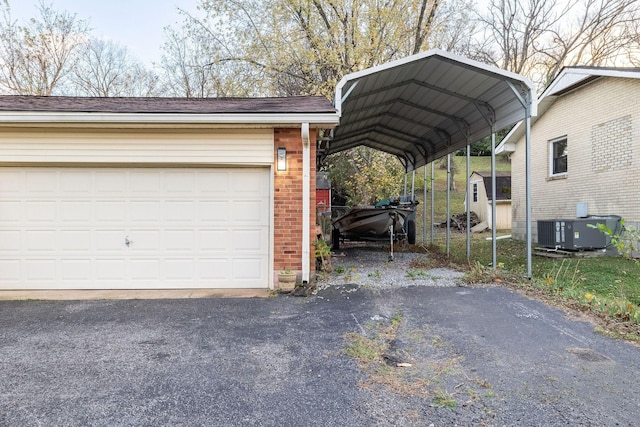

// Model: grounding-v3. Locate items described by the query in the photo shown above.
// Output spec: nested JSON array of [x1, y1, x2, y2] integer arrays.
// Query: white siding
[[0, 129, 274, 165]]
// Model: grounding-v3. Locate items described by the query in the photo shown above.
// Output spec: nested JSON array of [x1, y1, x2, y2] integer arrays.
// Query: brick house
[[0, 96, 338, 292], [497, 67, 640, 242]]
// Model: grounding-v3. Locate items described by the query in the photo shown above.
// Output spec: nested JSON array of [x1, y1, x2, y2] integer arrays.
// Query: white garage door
[[0, 167, 270, 290]]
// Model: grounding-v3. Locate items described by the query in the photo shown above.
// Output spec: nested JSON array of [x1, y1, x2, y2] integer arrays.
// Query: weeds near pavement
[[433, 389, 457, 409], [343, 311, 493, 407], [406, 268, 430, 279], [464, 260, 519, 285], [368, 269, 381, 279], [343, 310, 430, 396], [343, 333, 385, 363]]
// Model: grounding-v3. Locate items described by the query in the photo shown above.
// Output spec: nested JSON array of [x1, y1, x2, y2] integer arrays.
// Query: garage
[[0, 166, 270, 289], [0, 95, 340, 293]]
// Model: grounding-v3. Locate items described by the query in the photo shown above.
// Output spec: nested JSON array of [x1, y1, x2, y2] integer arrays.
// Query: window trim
[[549, 136, 568, 177]]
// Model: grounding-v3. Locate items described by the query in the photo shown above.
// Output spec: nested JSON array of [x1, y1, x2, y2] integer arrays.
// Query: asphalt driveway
[[2, 284, 640, 426]]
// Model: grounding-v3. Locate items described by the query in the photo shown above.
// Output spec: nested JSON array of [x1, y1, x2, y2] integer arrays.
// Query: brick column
[[273, 128, 317, 276]]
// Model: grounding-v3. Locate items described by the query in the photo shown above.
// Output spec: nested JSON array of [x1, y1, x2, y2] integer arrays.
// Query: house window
[[472, 183, 478, 202], [550, 137, 567, 176]]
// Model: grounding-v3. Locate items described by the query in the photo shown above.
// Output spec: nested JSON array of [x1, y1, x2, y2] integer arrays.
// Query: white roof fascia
[[544, 67, 640, 97], [496, 122, 522, 154], [0, 112, 340, 127], [500, 67, 640, 150]]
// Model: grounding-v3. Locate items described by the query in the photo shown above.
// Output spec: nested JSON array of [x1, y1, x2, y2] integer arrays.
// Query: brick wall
[[273, 128, 317, 276], [510, 77, 640, 241]]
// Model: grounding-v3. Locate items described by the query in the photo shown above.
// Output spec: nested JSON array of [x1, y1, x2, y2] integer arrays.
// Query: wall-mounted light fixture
[[277, 147, 287, 171]]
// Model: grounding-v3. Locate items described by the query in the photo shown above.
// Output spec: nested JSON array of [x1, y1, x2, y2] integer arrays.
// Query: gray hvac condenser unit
[[537, 217, 620, 250]]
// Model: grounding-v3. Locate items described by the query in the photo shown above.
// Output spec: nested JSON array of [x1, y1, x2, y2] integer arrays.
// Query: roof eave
[[0, 111, 340, 128]]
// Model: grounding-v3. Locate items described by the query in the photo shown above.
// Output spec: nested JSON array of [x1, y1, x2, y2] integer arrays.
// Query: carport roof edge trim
[[331, 49, 538, 171], [335, 49, 537, 117]]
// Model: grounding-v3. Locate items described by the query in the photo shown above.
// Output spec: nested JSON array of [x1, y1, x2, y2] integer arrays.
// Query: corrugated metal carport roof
[[327, 49, 537, 171]]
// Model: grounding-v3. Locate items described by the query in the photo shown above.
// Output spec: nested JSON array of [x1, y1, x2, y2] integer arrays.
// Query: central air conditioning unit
[[537, 217, 620, 250]]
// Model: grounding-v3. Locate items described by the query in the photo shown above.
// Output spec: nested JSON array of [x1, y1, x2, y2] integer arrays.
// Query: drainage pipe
[[301, 123, 310, 283]]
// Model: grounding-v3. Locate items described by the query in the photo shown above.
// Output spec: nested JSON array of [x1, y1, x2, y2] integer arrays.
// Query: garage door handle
[[125, 237, 132, 247]]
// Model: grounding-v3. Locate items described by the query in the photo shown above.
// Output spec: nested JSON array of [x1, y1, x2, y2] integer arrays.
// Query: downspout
[[302, 122, 310, 283]]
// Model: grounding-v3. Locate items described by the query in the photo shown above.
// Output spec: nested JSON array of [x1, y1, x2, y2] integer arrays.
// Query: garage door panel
[[60, 172, 92, 192], [26, 201, 56, 221], [60, 201, 92, 222], [0, 167, 270, 290], [0, 260, 20, 280], [0, 231, 20, 251], [128, 230, 160, 250], [199, 258, 230, 280], [60, 260, 92, 280], [95, 230, 127, 251], [164, 230, 195, 251], [165, 259, 195, 279], [26, 172, 56, 193], [165, 172, 195, 193], [26, 260, 56, 280], [199, 230, 231, 251], [25, 231, 57, 251], [232, 171, 269, 194], [94, 172, 126, 193], [130, 259, 160, 279], [234, 201, 268, 224], [130, 172, 161, 194], [165, 201, 195, 221], [0, 171, 22, 192], [96, 260, 126, 280], [0, 202, 21, 222], [95, 201, 127, 222], [199, 201, 229, 222], [130, 201, 161, 222], [232, 229, 268, 252], [198, 172, 229, 193], [59, 230, 92, 251], [233, 258, 265, 281]]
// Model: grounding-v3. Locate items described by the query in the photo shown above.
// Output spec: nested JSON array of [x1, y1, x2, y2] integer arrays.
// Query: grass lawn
[[404, 155, 640, 341]]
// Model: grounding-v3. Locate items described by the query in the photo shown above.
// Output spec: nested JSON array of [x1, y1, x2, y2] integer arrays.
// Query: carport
[[325, 49, 537, 276]]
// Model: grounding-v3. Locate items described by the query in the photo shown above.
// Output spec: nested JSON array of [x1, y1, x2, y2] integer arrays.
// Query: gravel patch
[[317, 243, 465, 289]]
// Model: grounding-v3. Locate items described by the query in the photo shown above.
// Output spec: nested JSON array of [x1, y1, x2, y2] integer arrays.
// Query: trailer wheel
[[331, 228, 341, 250], [407, 219, 416, 245]]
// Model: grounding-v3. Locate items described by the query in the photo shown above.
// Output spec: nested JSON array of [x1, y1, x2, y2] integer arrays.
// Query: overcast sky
[[9, 0, 202, 66]]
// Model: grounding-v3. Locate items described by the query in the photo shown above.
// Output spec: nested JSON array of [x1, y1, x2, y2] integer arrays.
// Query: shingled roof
[[0, 95, 337, 114], [472, 171, 511, 201]]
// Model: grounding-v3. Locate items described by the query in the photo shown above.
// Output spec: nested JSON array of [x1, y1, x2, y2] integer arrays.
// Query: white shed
[[467, 171, 512, 230]]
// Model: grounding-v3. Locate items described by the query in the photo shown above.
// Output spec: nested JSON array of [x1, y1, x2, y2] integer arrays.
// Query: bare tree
[[71, 38, 160, 97], [0, 0, 90, 95], [160, 0, 468, 98], [159, 23, 263, 98], [540, 0, 640, 82], [475, 0, 640, 89]]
